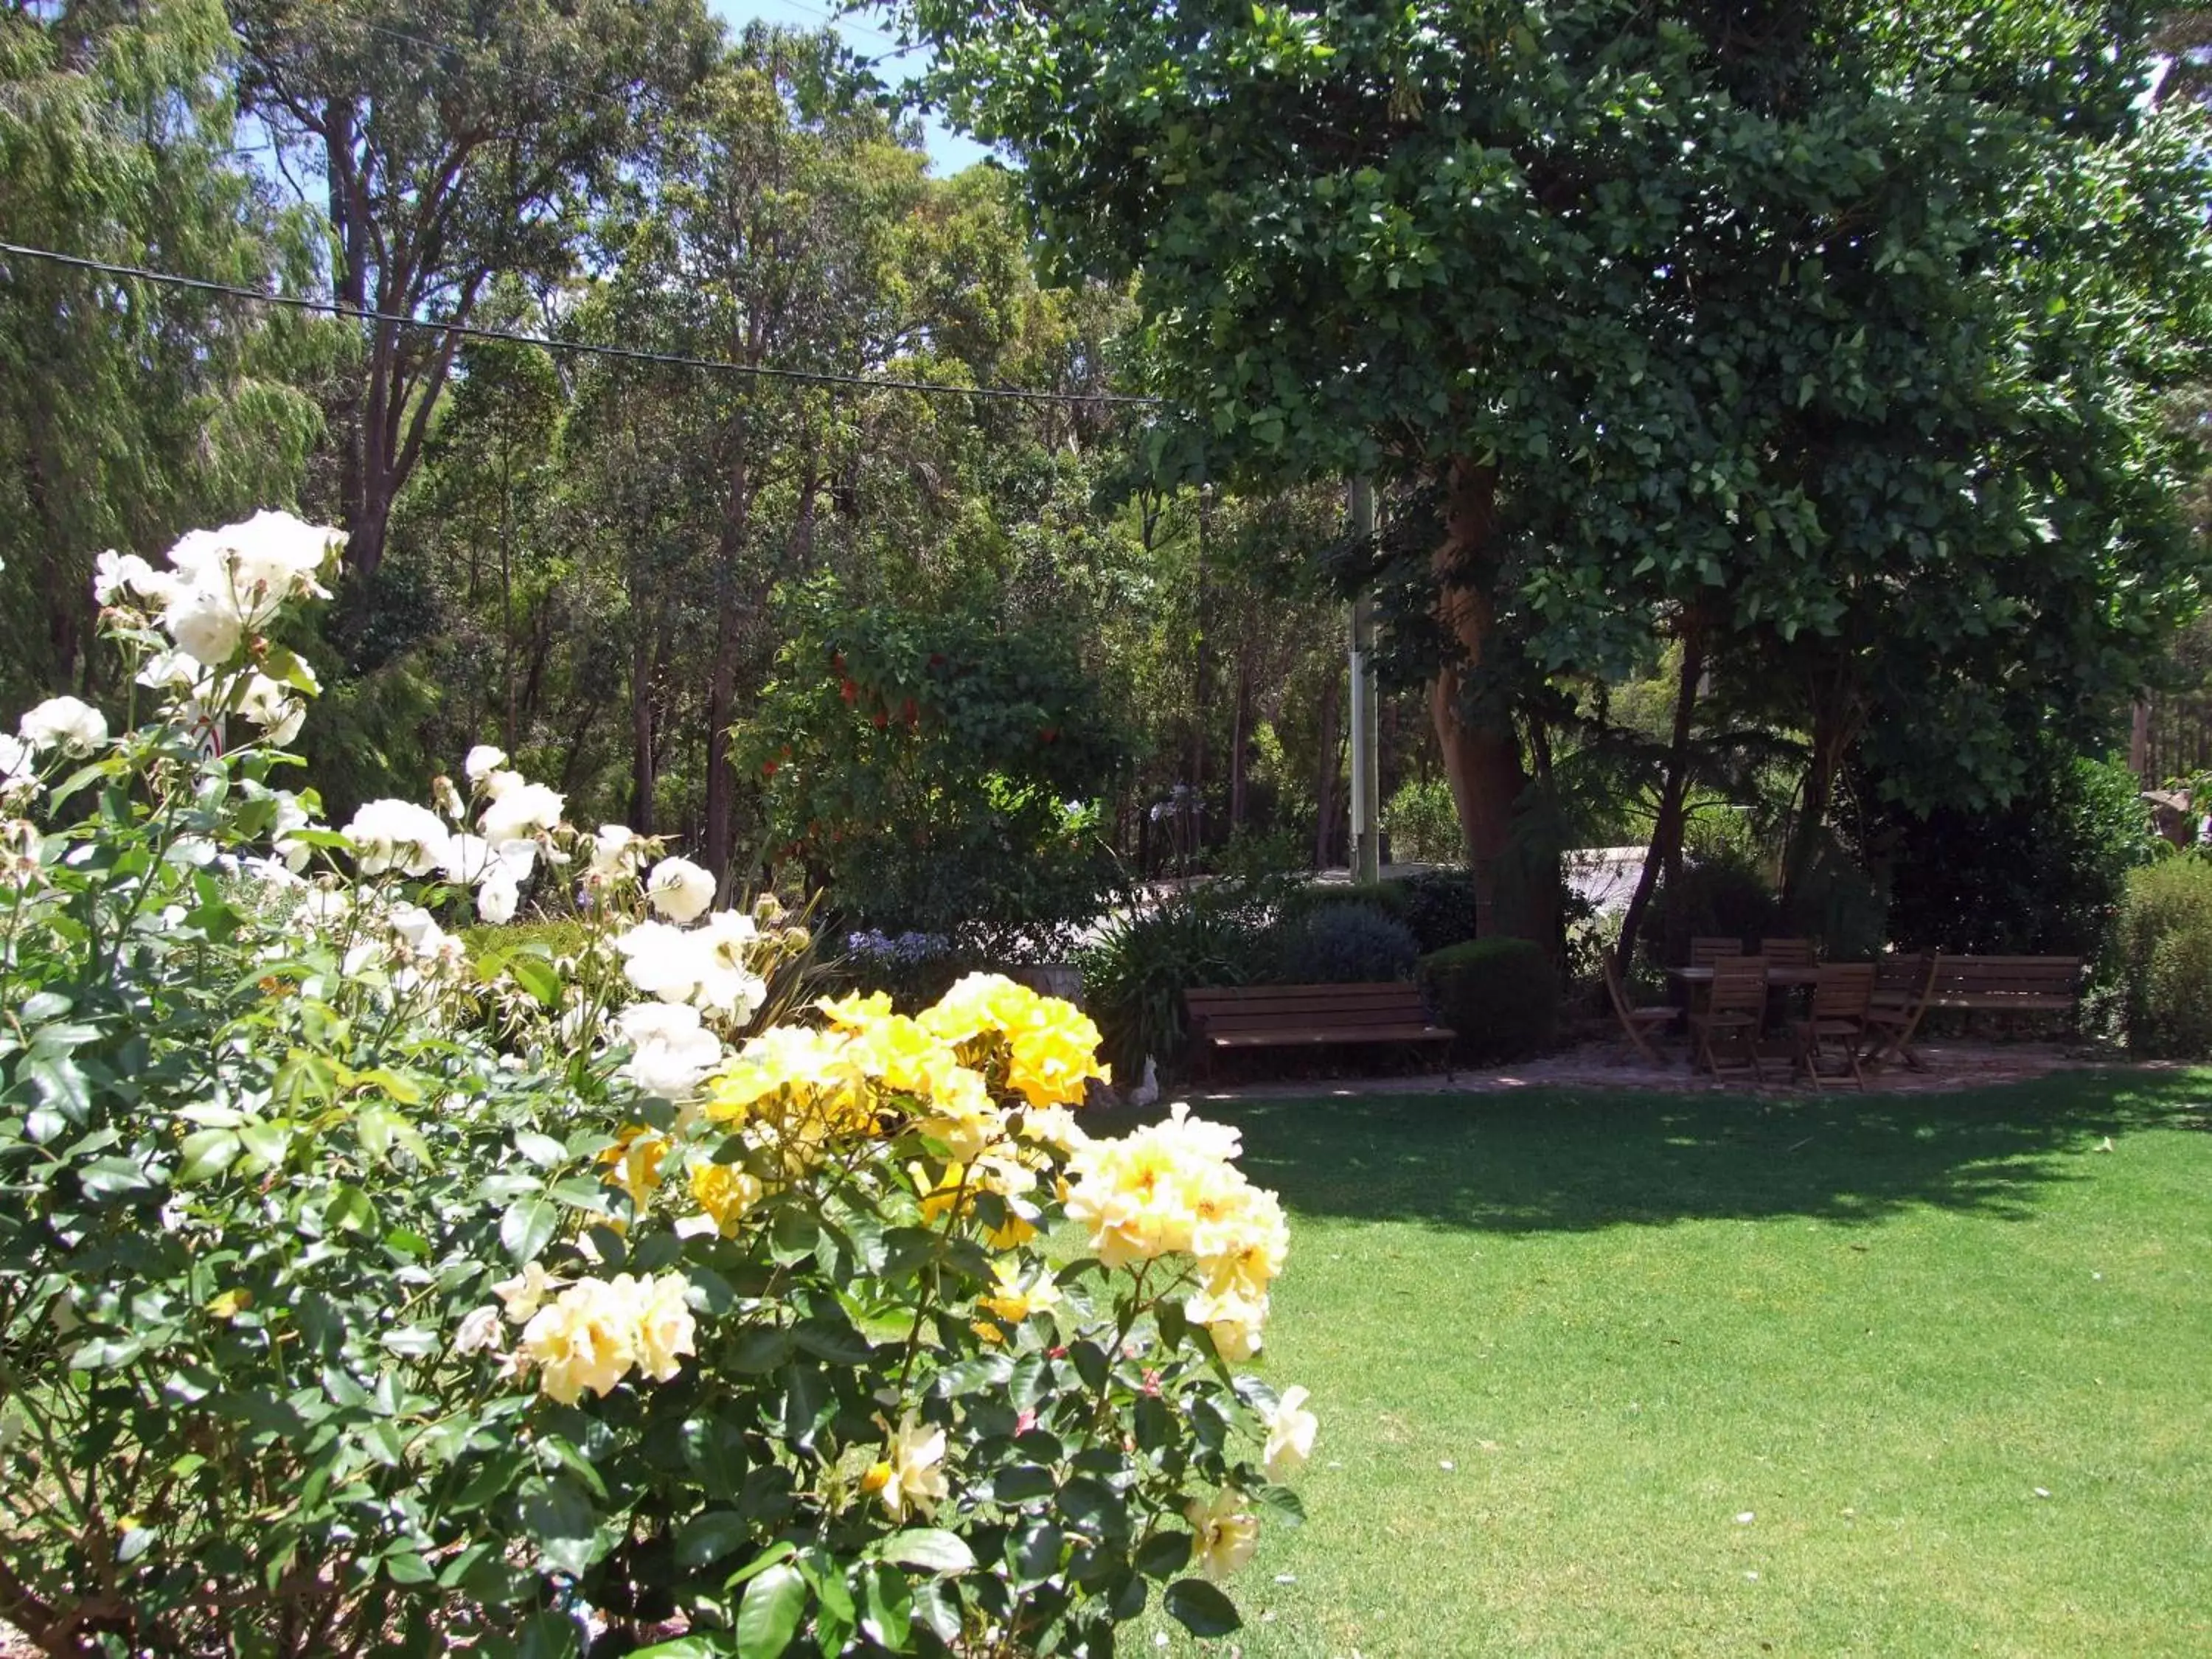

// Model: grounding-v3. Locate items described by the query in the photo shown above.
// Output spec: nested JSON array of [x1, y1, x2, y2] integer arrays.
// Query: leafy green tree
[[232, 0, 714, 585], [911, 0, 2212, 938], [740, 574, 1133, 950], [0, 0, 326, 711]]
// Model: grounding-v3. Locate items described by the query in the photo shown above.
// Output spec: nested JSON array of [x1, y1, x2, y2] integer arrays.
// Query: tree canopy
[[911, 0, 2212, 932]]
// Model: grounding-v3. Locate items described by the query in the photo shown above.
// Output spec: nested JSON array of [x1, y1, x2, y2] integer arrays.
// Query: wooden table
[[1664, 966, 1824, 990]]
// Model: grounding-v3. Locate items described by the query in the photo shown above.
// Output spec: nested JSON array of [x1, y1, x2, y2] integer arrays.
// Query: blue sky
[[708, 0, 995, 175]]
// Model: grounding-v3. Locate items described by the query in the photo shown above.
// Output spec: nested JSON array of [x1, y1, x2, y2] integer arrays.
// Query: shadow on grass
[[1166, 1068, 2211, 1234]]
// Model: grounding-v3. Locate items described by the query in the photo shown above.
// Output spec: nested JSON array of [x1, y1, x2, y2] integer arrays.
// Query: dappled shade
[[1168, 1071, 2209, 1234]]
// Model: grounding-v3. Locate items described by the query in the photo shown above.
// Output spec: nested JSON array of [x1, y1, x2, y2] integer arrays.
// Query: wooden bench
[[1867, 954, 2081, 1068], [1926, 955, 2081, 1020], [1185, 984, 1455, 1077]]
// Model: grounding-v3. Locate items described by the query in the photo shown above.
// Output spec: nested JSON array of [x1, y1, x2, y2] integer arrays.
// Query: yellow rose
[[599, 1125, 670, 1217], [520, 1279, 636, 1405], [631, 1270, 696, 1383], [872, 1411, 949, 1521], [689, 1158, 764, 1235], [1262, 1385, 1318, 1479], [976, 1258, 1061, 1326], [1188, 1488, 1260, 1581]]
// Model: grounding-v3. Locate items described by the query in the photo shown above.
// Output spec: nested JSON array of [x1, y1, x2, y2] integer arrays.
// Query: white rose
[[18, 696, 108, 756], [476, 866, 521, 925], [614, 1001, 708, 1047], [463, 745, 507, 782], [0, 734, 36, 804], [619, 1015, 723, 1101], [479, 780, 564, 844], [167, 512, 338, 622], [588, 824, 641, 880], [343, 799, 451, 877], [646, 856, 716, 922], [453, 1304, 505, 1357], [613, 920, 704, 1004], [236, 673, 305, 745], [93, 549, 161, 605], [162, 591, 244, 665]]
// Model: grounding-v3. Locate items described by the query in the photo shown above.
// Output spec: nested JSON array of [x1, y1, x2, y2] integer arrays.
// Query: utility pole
[[1348, 477, 1381, 883]]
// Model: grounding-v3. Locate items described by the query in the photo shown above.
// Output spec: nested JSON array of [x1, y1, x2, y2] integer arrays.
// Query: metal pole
[[1349, 477, 1381, 883]]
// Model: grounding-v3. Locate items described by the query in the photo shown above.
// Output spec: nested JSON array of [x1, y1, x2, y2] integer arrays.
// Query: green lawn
[[1149, 1070, 2212, 1658]]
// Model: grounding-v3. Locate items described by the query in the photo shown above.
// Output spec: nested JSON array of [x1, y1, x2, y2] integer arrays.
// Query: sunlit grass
[[1138, 1070, 2212, 1657]]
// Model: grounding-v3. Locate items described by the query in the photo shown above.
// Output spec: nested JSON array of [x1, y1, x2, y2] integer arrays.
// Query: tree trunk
[[1428, 461, 1537, 937], [703, 438, 752, 894], [1313, 661, 1342, 868], [630, 618, 658, 835], [1615, 619, 1705, 975], [1780, 662, 1865, 919]]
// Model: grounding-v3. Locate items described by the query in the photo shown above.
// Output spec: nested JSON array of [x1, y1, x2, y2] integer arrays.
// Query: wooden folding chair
[[1792, 964, 1875, 1091], [1688, 936, 1745, 969], [1760, 937, 1816, 969], [1603, 954, 1680, 1064], [1688, 956, 1768, 1084], [1864, 952, 1940, 1070]]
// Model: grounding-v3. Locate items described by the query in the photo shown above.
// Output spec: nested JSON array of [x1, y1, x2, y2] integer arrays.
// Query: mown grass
[[1141, 1070, 2212, 1657]]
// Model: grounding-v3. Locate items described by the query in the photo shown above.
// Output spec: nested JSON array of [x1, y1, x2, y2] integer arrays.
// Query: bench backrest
[[1186, 982, 1434, 1032], [1927, 956, 2081, 996]]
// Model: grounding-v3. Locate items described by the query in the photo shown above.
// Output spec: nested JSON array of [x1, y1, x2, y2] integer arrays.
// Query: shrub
[[0, 516, 1316, 1658], [1643, 851, 1778, 970], [1391, 868, 1481, 953], [1267, 902, 1421, 984], [1381, 774, 1462, 863], [1081, 891, 1277, 1082], [1418, 939, 1559, 1062], [2116, 857, 2212, 1057], [1875, 749, 2155, 959]]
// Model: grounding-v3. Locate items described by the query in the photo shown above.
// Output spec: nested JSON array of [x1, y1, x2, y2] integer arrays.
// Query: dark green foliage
[[2116, 858, 2212, 1058], [1876, 754, 2156, 959], [1644, 853, 1778, 970], [1079, 894, 1275, 1082], [742, 577, 1133, 954], [1390, 869, 1483, 955], [1267, 903, 1420, 986], [1281, 869, 1479, 956], [1418, 939, 1559, 1063]]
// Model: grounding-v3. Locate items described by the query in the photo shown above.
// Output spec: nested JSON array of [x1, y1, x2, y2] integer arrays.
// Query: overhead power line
[[0, 241, 1163, 409]]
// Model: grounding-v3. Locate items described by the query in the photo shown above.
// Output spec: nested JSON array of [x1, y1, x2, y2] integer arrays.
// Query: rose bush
[[0, 517, 1315, 1658]]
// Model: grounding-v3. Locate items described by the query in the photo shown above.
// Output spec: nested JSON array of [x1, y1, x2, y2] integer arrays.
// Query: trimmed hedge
[[1419, 937, 1558, 1063]]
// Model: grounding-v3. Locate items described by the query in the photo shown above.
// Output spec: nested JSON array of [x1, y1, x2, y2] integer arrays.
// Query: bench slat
[[1188, 983, 1448, 1054]]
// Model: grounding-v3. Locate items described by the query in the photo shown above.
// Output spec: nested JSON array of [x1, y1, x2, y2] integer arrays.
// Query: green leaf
[[506, 954, 561, 1006], [501, 1197, 557, 1264], [516, 1610, 582, 1659], [77, 1156, 155, 1200], [322, 1182, 377, 1233], [791, 1312, 872, 1364], [860, 1562, 912, 1649], [723, 1539, 796, 1590], [175, 1128, 240, 1184], [1135, 1530, 1193, 1579], [1253, 1482, 1307, 1528], [726, 1324, 793, 1374], [878, 1529, 976, 1574], [992, 1464, 1056, 1503], [26, 1054, 91, 1125], [514, 1130, 568, 1168], [1164, 1578, 1242, 1637], [675, 1509, 753, 1569], [737, 1560, 808, 1659]]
